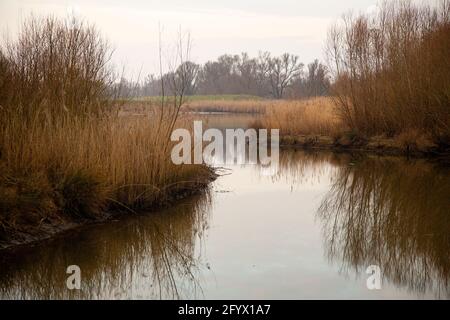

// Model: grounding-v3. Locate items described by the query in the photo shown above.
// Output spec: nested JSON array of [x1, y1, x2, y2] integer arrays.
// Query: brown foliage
[[0, 16, 114, 122], [327, 1, 450, 143], [0, 16, 212, 239]]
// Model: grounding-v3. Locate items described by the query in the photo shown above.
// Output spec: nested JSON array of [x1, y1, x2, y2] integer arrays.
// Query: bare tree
[[156, 28, 195, 150], [135, 51, 331, 99], [326, 1, 450, 138], [266, 53, 303, 99], [1, 15, 114, 121], [305, 59, 330, 97], [175, 61, 199, 96]]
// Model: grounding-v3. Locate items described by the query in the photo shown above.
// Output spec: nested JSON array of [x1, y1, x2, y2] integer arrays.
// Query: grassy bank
[[119, 95, 266, 115], [0, 112, 214, 246], [176, 94, 448, 159], [137, 94, 262, 103], [183, 99, 268, 113], [0, 17, 214, 248], [251, 97, 449, 159], [181, 93, 448, 160]]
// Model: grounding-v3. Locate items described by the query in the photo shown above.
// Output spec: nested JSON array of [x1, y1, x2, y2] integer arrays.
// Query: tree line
[[118, 53, 330, 99]]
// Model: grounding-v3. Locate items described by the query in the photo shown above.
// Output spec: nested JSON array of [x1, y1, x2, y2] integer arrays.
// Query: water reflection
[[317, 156, 450, 298], [0, 191, 212, 299], [0, 145, 449, 299]]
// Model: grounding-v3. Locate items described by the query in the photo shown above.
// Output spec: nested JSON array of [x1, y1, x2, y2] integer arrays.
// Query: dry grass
[[253, 97, 343, 136], [183, 99, 268, 114], [327, 1, 450, 144], [0, 110, 212, 236], [184, 96, 344, 137], [0, 16, 213, 241], [230, 96, 442, 154]]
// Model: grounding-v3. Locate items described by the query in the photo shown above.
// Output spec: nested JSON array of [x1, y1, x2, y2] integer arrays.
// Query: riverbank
[[181, 97, 450, 161], [0, 169, 216, 251], [242, 97, 450, 162], [0, 16, 226, 252], [1, 147, 448, 299], [0, 111, 218, 251], [278, 133, 450, 162]]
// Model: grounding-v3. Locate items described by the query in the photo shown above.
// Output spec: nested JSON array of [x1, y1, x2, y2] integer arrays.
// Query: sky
[[0, 0, 437, 78]]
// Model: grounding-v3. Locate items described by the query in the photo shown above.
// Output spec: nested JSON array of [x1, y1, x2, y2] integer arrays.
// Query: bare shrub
[[326, 0, 450, 142], [0, 15, 114, 122]]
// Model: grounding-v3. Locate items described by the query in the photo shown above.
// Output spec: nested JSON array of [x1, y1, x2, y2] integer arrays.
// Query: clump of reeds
[[326, 0, 450, 145], [253, 97, 343, 136], [0, 16, 212, 241]]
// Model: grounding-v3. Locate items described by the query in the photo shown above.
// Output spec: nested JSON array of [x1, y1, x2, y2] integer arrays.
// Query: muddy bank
[[279, 134, 450, 162], [0, 173, 216, 251]]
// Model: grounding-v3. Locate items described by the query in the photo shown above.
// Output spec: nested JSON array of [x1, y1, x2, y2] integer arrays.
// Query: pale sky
[[0, 0, 437, 78]]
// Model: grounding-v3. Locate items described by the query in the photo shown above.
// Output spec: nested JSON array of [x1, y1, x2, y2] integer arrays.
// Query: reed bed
[[0, 111, 212, 238], [252, 97, 343, 136], [0, 16, 213, 243]]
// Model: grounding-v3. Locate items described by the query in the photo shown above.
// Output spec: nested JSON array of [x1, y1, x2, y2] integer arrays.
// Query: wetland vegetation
[[0, 0, 448, 301]]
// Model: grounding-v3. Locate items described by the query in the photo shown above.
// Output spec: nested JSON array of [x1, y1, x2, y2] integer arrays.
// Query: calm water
[[0, 114, 449, 299]]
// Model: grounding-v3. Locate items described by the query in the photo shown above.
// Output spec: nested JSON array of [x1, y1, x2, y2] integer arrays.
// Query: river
[[0, 114, 449, 299]]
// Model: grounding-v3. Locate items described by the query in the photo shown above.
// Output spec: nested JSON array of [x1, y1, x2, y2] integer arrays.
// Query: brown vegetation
[[243, 1, 450, 157], [0, 16, 213, 246], [255, 97, 341, 136], [326, 1, 450, 145]]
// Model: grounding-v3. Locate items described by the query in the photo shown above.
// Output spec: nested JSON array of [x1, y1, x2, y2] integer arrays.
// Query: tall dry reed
[[255, 97, 343, 136], [0, 16, 212, 240], [326, 0, 450, 143]]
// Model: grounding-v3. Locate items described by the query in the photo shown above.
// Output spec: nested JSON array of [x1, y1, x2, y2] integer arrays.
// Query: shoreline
[[2, 135, 449, 252], [0, 172, 217, 252], [278, 134, 450, 163]]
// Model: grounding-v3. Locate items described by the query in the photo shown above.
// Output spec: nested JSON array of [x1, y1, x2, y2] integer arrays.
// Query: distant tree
[[197, 54, 242, 94], [306, 59, 330, 97], [197, 61, 221, 94], [266, 53, 303, 99], [236, 53, 259, 95], [254, 51, 272, 96], [175, 61, 199, 95], [124, 52, 331, 99]]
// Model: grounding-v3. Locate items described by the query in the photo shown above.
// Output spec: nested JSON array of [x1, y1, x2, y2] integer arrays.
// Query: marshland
[[0, 0, 449, 299]]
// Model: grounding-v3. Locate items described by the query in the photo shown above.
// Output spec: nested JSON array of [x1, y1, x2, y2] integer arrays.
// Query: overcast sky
[[0, 0, 437, 77]]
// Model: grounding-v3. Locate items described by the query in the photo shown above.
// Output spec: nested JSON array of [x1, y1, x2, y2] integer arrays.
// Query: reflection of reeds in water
[[0, 190, 212, 299], [318, 157, 450, 298], [257, 150, 350, 187]]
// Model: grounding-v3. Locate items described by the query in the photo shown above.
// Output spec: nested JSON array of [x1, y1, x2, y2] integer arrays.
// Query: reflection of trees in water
[[0, 191, 212, 299], [317, 157, 450, 298], [263, 151, 449, 297], [1, 152, 449, 299]]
